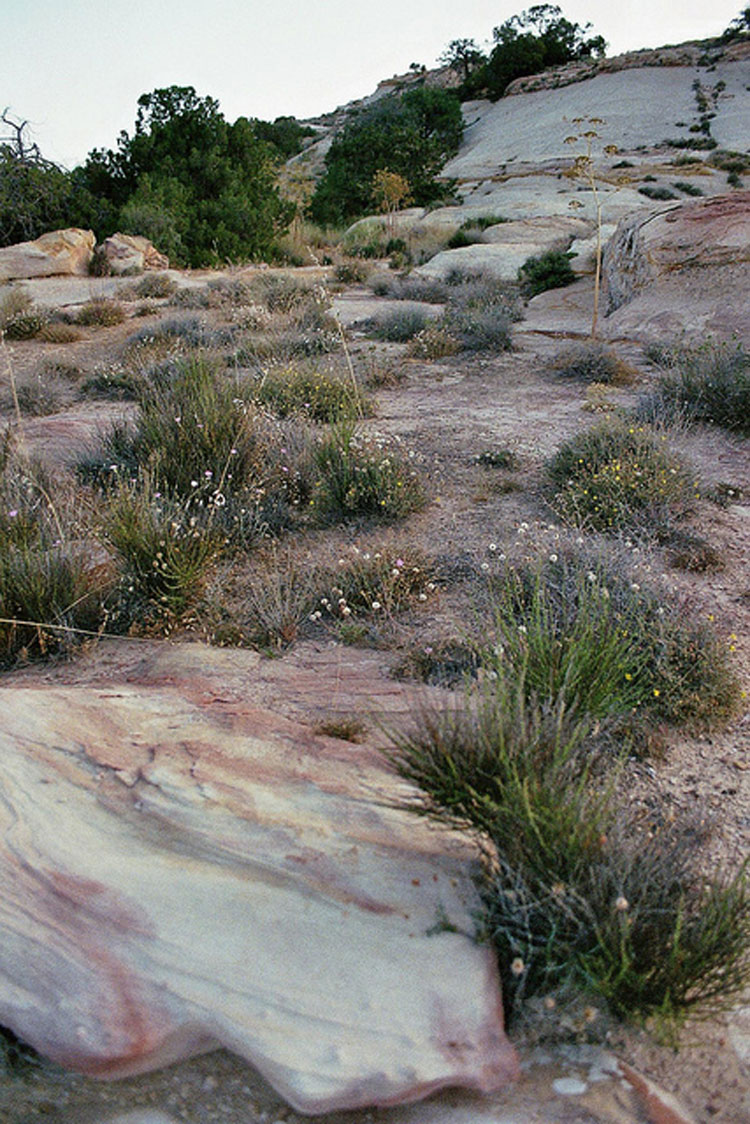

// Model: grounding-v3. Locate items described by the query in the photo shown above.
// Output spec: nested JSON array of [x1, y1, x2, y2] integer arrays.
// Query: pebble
[[552, 1076, 588, 1095]]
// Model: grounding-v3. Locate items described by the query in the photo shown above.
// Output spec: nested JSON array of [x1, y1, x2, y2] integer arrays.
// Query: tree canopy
[[72, 87, 294, 266], [309, 86, 463, 226], [447, 6, 607, 100]]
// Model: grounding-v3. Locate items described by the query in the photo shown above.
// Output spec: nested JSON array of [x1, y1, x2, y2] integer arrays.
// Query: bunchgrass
[[478, 551, 739, 730], [101, 476, 224, 624], [550, 342, 637, 385], [252, 363, 369, 422], [368, 306, 432, 343], [75, 299, 126, 327], [0, 448, 109, 666], [548, 417, 697, 534], [387, 678, 750, 1029], [640, 340, 750, 436], [311, 423, 425, 525]]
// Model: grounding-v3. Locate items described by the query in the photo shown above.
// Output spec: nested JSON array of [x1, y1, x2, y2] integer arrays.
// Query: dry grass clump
[[550, 342, 638, 385], [640, 340, 750, 436], [251, 362, 370, 422], [37, 322, 83, 344], [74, 299, 127, 327]]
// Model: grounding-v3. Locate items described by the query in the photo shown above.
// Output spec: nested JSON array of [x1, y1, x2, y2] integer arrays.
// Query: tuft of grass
[[548, 417, 697, 534], [476, 447, 517, 470], [550, 342, 637, 385], [75, 299, 126, 327], [0, 451, 109, 666], [252, 363, 369, 422], [233, 548, 322, 649], [135, 273, 177, 299], [101, 476, 223, 624], [479, 551, 739, 730], [37, 321, 83, 344], [640, 340, 750, 436], [518, 250, 576, 299], [406, 324, 461, 359], [368, 306, 431, 343], [311, 423, 425, 525], [387, 679, 750, 1029], [315, 715, 368, 741]]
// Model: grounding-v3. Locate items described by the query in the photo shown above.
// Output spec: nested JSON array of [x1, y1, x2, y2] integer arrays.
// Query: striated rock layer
[[0, 657, 517, 1114]]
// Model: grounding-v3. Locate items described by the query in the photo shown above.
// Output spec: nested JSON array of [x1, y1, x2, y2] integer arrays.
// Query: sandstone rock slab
[[100, 233, 169, 274], [0, 228, 95, 281], [0, 653, 517, 1113]]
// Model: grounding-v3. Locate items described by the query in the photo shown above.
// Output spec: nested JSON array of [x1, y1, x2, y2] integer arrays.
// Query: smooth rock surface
[[0, 228, 95, 281], [0, 647, 517, 1114]]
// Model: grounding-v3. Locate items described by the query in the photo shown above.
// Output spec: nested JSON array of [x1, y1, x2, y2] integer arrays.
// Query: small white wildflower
[[518, 625, 527, 634], [510, 957, 525, 976], [481, 562, 490, 572], [418, 593, 427, 602], [587, 571, 597, 583], [371, 600, 381, 611], [549, 553, 558, 563], [342, 606, 352, 616], [488, 542, 498, 552], [615, 896, 629, 912]]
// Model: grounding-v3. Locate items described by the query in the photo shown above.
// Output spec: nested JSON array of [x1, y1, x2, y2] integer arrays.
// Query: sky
[[2, 0, 745, 169]]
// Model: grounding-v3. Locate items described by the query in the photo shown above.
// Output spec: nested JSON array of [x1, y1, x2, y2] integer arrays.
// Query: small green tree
[[371, 169, 412, 239], [439, 38, 486, 84]]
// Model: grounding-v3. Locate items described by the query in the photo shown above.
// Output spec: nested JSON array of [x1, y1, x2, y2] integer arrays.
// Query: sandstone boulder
[[604, 191, 750, 310], [601, 192, 750, 344], [0, 228, 95, 282], [0, 644, 517, 1113], [100, 233, 169, 274]]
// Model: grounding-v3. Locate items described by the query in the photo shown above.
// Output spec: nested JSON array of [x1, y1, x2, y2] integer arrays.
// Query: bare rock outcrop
[[100, 233, 169, 274], [413, 215, 591, 281], [601, 191, 750, 343], [0, 644, 517, 1113], [0, 228, 95, 281]]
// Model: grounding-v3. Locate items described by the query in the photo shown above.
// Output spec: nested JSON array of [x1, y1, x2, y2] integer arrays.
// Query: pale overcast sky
[[2, 0, 744, 168]]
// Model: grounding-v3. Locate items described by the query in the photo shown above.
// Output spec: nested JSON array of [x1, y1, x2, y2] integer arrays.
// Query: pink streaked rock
[[0, 654, 517, 1113]]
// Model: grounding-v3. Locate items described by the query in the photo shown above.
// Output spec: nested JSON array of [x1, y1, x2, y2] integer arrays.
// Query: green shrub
[[444, 303, 514, 351], [518, 250, 576, 298], [641, 341, 750, 436], [388, 679, 749, 1028], [312, 423, 425, 524], [672, 181, 704, 196], [548, 418, 696, 533], [638, 184, 678, 201]]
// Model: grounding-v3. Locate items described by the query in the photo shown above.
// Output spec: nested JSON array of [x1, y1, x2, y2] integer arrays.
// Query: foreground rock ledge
[[0, 670, 517, 1114]]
